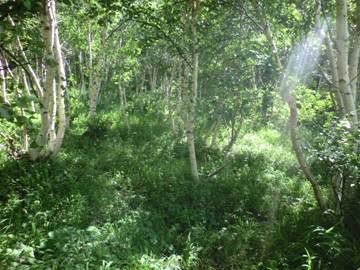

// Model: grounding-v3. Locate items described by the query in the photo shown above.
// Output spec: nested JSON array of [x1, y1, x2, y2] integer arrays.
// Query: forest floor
[[0, 105, 358, 269]]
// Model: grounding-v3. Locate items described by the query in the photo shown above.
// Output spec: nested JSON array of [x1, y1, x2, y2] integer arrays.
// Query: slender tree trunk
[[185, 0, 200, 181], [288, 97, 326, 209], [336, 0, 358, 127], [36, 1, 57, 151], [119, 82, 130, 131], [172, 65, 183, 133], [258, 4, 326, 210], [349, 18, 360, 107], [325, 34, 344, 112], [50, 0, 67, 156], [88, 27, 97, 117], [0, 59, 9, 104], [166, 63, 177, 130], [259, 17, 282, 71]]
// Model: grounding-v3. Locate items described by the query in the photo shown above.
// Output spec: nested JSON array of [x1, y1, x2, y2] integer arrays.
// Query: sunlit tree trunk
[[349, 36, 360, 104], [50, 0, 67, 156], [36, 1, 57, 152], [325, 34, 344, 112], [259, 17, 282, 72], [335, 0, 360, 231], [26, 0, 66, 160], [257, 4, 326, 210], [288, 97, 326, 209], [336, 0, 358, 127], [349, 4, 360, 106]]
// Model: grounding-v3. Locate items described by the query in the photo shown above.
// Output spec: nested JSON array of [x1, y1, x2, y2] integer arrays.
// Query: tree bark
[[50, 0, 67, 156], [349, 23, 360, 105], [88, 27, 97, 117], [325, 33, 344, 112], [0, 58, 9, 104], [37, 0, 57, 151], [336, 0, 358, 127], [27, 0, 66, 160], [185, 0, 200, 182], [288, 97, 326, 210]]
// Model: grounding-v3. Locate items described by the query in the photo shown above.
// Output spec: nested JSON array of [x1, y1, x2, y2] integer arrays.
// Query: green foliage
[[265, 209, 360, 270], [2, 101, 357, 269]]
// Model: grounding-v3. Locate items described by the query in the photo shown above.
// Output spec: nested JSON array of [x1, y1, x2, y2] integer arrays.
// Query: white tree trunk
[[288, 97, 326, 210], [27, 0, 66, 160], [325, 34, 344, 112], [88, 28, 97, 117], [50, 0, 67, 156], [349, 34, 360, 104], [185, 0, 200, 182], [0, 59, 9, 104], [336, 0, 358, 127], [35, 4, 55, 151]]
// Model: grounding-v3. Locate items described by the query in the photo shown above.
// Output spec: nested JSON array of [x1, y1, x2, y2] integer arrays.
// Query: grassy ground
[[0, 106, 358, 269]]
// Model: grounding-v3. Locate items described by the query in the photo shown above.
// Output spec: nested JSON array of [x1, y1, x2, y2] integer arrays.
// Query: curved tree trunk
[[256, 1, 326, 210], [288, 97, 326, 210]]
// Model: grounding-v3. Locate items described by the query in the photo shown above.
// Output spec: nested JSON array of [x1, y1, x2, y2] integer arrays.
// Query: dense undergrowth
[[0, 101, 359, 269]]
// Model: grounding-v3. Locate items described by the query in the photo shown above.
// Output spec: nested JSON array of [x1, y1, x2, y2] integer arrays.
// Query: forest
[[0, 0, 359, 269]]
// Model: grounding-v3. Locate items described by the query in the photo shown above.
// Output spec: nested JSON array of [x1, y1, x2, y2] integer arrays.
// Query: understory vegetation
[[1, 101, 359, 269]]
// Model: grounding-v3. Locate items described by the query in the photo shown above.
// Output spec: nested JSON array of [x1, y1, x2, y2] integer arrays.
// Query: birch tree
[[254, 1, 327, 210], [5, 0, 67, 160], [333, 0, 360, 222], [184, 0, 200, 181], [0, 58, 9, 104], [335, 0, 359, 128]]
